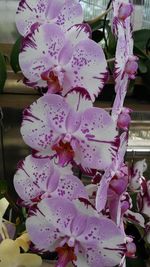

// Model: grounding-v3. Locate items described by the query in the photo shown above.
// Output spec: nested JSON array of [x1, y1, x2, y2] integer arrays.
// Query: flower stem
[[107, 57, 115, 63], [86, 6, 112, 25]]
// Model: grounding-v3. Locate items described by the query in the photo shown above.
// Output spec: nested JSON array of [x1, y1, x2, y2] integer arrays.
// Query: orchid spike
[[96, 132, 128, 215], [112, 22, 138, 120], [16, 0, 83, 36], [26, 197, 126, 267], [112, 0, 133, 35], [19, 23, 107, 101], [21, 93, 118, 171], [14, 155, 88, 206]]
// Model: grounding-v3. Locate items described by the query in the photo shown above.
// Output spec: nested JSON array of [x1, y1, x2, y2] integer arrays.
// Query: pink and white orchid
[[14, 155, 88, 206], [26, 197, 126, 267], [21, 93, 118, 171], [129, 159, 147, 192], [19, 23, 107, 101], [16, 0, 83, 36]]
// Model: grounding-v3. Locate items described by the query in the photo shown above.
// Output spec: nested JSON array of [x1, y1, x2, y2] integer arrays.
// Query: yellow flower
[[0, 239, 42, 267], [16, 233, 31, 252], [0, 198, 9, 239]]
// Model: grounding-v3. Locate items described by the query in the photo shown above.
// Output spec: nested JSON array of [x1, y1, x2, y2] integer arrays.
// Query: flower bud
[[125, 56, 138, 79], [118, 3, 133, 20], [117, 108, 131, 130], [126, 242, 136, 257]]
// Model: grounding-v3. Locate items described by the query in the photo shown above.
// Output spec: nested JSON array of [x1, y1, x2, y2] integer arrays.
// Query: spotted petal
[[26, 212, 61, 251], [21, 94, 70, 155], [55, 0, 83, 32], [73, 107, 118, 170], [16, 0, 83, 36], [63, 39, 108, 101], [54, 174, 88, 200], [38, 197, 77, 236], [78, 217, 125, 267], [19, 23, 66, 83], [14, 156, 60, 203], [14, 155, 87, 204]]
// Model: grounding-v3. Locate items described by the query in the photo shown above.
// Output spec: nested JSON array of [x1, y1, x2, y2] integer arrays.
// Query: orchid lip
[[55, 244, 77, 267], [52, 139, 75, 167]]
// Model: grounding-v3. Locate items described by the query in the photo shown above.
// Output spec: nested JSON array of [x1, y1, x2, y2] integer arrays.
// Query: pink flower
[[14, 155, 88, 206], [16, 0, 83, 36], [26, 197, 126, 267], [19, 23, 107, 101], [21, 92, 118, 171]]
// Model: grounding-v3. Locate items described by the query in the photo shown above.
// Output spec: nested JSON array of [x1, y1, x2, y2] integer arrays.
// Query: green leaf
[[126, 258, 146, 267], [138, 59, 148, 74], [107, 26, 117, 56], [0, 52, 7, 93], [133, 29, 150, 51], [133, 45, 149, 60], [0, 179, 8, 199], [10, 37, 22, 73], [89, 19, 109, 31]]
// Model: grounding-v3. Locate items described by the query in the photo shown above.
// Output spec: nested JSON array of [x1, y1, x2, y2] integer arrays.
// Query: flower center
[[55, 244, 77, 267], [52, 140, 74, 166], [41, 69, 63, 93]]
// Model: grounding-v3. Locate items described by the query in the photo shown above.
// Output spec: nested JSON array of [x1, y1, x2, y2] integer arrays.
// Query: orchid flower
[[16, 0, 83, 36], [14, 155, 88, 206], [26, 196, 126, 267], [137, 178, 150, 218], [19, 23, 107, 101], [129, 159, 147, 192], [21, 92, 118, 171], [0, 238, 42, 267], [96, 133, 128, 217]]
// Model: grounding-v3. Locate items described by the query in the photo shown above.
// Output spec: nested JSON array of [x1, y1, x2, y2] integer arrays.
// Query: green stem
[[107, 57, 115, 62]]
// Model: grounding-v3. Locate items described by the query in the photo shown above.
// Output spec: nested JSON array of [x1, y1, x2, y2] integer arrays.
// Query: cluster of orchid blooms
[[0, 0, 150, 266]]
